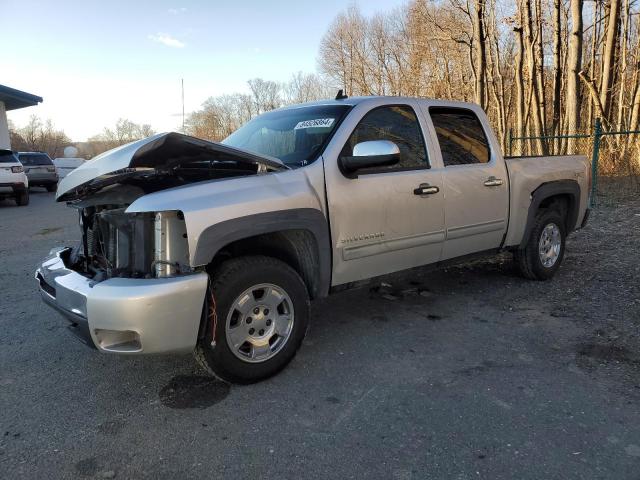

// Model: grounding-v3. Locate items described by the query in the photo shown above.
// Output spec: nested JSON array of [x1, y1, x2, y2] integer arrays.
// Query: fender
[[519, 180, 581, 249], [192, 208, 332, 297]]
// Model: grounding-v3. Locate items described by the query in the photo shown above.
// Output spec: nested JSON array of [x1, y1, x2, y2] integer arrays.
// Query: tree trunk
[[599, 0, 621, 122], [615, 0, 629, 132], [580, 71, 609, 127], [566, 0, 583, 153], [552, 0, 562, 151], [473, 0, 486, 109], [630, 48, 640, 132], [535, 0, 546, 133], [514, 21, 525, 155], [586, 0, 601, 130], [630, 81, 640, 132], [523, 0, 547, 154]]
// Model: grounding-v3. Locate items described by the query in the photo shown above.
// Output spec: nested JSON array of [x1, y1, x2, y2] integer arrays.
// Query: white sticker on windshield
[[294, 118, 335, 130]]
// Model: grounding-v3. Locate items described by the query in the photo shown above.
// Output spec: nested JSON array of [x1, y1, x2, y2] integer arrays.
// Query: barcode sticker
[[294, 118, 335, 130]]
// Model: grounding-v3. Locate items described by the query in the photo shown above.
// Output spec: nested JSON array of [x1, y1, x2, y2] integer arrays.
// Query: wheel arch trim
[[519, 180, 581, 249], [192, 208, 331, 298]]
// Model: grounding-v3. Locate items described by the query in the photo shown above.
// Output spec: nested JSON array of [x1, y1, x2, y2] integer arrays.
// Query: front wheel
[[194, 256, 310, 384], [514, 209, 566, 280]]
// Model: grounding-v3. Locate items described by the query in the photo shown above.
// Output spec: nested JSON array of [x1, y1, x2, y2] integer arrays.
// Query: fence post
[[590, 118, 602, 208], [508, 128, 513, 156]]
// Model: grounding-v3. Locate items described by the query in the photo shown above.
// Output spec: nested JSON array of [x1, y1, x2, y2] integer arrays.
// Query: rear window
[[0, 150, 19, 163], [18, 153, 53, 166], [429, 107, 490, 166]]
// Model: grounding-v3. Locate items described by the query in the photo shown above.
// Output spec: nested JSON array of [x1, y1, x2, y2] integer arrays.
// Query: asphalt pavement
[[1, 189, 639, 479]]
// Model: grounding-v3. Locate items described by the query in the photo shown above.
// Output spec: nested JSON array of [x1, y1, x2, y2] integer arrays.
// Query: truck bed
[[503, 155, 591, 247]]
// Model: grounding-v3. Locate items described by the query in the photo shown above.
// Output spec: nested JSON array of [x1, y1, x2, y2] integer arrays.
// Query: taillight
[[11, 166, 23, 173]]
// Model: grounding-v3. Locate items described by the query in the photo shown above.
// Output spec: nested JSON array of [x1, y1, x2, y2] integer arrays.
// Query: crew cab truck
[[36, 97, 590, 383]]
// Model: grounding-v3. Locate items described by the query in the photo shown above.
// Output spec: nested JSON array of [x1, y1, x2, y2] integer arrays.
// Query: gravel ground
[[0, 187, 639, 479]]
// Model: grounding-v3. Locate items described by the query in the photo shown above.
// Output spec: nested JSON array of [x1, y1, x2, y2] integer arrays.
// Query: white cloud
[[168, 7, 187, 14], [148, 33, 185, 48]]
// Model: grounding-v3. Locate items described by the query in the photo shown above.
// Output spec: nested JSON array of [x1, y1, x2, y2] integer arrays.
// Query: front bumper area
[[36, 248, 208, 354]]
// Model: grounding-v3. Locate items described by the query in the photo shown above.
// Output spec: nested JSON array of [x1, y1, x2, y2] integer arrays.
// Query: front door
[[325, 102, 445, 285]]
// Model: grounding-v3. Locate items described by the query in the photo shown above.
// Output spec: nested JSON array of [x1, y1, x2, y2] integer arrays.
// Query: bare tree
[[599, 0, 621, 121], [247, 78, 282, 114], [472, 0, 487, 109], [522, 0, 547, 154], [90, 119, 155, 149], [283, 72, 334, 104], [551, 0, 563, 140], [566, 0, 583, 152], [513, 11, 525, 153], [9, 115, 71, 158]]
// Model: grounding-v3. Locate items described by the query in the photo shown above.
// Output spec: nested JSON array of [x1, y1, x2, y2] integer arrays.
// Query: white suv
[[0, 149, 29, 206]]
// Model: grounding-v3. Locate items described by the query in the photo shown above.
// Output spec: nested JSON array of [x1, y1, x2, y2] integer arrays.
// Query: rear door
[[324, 101, 445, 285], [425, 106, 508, 260]]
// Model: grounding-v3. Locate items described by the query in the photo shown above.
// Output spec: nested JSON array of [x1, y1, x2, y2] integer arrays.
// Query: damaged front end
[[73, 205, 188, 281], [36, 132, 286, 353], [56, 131, 286, 282]]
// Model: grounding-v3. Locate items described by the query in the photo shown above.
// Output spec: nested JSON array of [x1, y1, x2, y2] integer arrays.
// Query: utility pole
[[181, 78, 185, 133]]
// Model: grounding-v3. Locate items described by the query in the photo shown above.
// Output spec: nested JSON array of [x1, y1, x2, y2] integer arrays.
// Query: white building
[[0, 85, 43, 149]]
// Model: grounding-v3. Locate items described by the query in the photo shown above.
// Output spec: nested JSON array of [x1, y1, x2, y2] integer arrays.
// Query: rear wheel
[[194, 256, 310, 384], [515, 208, 566, 280], [15, 190, 29, 206]]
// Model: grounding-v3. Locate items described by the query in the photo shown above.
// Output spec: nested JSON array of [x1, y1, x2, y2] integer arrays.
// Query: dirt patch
[[577, 342, 635, 364], [75, 457, 98, 476], [454, 360, 515, 377], [98, 419, 125, 436], [159, 375, 230, 409]]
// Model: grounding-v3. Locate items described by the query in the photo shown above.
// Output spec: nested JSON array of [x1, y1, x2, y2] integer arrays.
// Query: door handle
[[413, 183, 440, 196], [484, 176, 504, 187]]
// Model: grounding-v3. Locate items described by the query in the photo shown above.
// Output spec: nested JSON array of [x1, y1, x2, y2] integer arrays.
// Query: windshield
[[222, 104, 352, 167], [18, 153, 53, 166], [0, 150, 19, 163]]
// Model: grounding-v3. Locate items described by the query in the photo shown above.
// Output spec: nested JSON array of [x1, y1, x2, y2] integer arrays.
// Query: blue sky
[[2, 0, 403, 141]]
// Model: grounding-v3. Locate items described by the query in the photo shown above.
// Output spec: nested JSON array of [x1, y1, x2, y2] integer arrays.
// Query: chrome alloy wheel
[[538, 223, 562, 268], [225, 283, 295, 363]]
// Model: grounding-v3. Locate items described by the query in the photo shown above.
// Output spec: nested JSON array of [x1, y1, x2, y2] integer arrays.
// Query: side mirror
[[340, 140, 400, 175]]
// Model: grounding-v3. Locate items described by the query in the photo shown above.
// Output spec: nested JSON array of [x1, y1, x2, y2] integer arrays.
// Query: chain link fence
[[508, 119, 640, 207]]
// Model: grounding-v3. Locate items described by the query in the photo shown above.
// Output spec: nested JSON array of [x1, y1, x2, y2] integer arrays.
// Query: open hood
[[56, 132, 287, 201]]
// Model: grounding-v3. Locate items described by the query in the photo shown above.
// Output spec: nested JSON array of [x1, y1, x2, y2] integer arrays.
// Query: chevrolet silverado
[[36, 96, 590, 383]]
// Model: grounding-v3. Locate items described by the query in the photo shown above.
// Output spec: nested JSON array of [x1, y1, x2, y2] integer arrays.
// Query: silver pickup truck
[[36, 96, 590, 383]]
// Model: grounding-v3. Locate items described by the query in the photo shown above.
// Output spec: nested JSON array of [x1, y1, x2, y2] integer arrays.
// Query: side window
[[429, 108, 490, 166], [341, 105, 428, 172]]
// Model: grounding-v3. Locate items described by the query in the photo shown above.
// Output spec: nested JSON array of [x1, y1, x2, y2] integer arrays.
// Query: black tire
[[15, 191, 29, 206], [514, 208, 566, 280], [46, 184, 56, 192], [194, 256, 310, 384]]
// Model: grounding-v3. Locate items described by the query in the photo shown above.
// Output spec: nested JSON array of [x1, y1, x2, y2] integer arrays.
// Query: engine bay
[[67, 161, 262, 281]]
